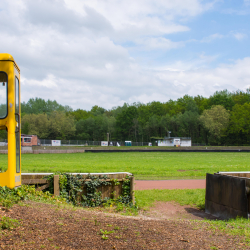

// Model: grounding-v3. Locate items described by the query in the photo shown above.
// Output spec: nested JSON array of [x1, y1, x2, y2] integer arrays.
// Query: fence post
[[130, 176, 135, 204], [54, 175, 60, 196]]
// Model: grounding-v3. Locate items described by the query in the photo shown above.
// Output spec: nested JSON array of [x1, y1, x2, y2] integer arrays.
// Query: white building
[[157, 137, 191, 147]]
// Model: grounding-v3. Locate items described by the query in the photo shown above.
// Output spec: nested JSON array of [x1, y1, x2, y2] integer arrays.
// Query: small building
[[153, 137, 191, 147], [21, 134, 40, 146], [125, 141, 132, 146]]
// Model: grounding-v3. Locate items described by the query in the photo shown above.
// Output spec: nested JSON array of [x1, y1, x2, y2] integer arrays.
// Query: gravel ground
[[0, 201, 248, 249]]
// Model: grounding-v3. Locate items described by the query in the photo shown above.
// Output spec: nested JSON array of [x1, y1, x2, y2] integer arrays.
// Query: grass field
[[135, 189, 205, 209], [0, 152, 249, 179]]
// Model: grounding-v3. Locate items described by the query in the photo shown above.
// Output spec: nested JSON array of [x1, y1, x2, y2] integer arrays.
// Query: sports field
[[0, 152, 249, 179]]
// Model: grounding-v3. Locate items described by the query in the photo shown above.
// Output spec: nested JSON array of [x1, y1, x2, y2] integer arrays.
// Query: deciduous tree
[[200, 105, 230, 140]]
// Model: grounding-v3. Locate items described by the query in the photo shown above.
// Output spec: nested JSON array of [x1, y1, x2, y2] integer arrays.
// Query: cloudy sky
[[1, 0, 250, 110]]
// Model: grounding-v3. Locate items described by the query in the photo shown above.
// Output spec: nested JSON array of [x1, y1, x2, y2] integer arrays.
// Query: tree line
[[1, 89, 250, 146]]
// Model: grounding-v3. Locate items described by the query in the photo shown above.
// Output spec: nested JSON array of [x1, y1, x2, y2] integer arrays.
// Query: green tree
[[200, 105, 230, 143], [228, 103, 250, 145], [231, 89, 250, 105], [0, 130, 7, 139], [69, 109, 92, 121], [90, 105, 106, 116], [116, 106, 138, 140], [48, 111, 76, 139], [21, 113, 50, 138], [21, 98, 71, 115], [208, 90, 235, 111]]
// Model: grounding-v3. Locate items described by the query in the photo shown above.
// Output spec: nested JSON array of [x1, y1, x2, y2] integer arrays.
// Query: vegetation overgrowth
[[44, 173, 135, 210], [0, 185, 66, 210], [1, 185, 250, 240], [1, 89, 250, 145], [0, 177, 136, 215], [0, 152, 249, 179]]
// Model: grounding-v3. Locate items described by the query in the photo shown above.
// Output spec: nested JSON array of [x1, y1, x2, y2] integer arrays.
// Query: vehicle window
[[0, 72, 7, 118]]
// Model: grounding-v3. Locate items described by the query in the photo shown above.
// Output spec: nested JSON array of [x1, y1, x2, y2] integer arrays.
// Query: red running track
[[135, 179, 206, 190]]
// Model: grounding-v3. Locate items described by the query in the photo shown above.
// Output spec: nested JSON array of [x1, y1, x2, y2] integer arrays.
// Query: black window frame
[[0, 71, 8, 119]]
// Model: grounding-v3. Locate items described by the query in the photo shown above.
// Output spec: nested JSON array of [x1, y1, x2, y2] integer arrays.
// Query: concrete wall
[[205, 173, 250, 219], [22, 172, 134, 201]]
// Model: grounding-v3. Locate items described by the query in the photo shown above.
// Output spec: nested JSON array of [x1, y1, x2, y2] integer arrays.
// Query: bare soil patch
[[141, 201, 217, 221], [0, 201, 247, 249]]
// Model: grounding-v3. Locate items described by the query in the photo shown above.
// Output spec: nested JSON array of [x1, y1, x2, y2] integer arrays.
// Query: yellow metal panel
[[0, 54, 21, 188]]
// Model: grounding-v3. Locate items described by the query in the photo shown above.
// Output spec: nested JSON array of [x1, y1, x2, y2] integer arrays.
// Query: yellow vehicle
[[0, 53, 21, 188]]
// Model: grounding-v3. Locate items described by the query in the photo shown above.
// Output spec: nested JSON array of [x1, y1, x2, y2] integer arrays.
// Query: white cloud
[[231, 32, 247, 41], [23, 75, 58, 88], [153, 57, 250, 102], [134, 37, 185, 51], [20, 57, 250, 110], [201, 33, 224, 43], [1, 0, 247, 111], [63, 0, 212, 41]]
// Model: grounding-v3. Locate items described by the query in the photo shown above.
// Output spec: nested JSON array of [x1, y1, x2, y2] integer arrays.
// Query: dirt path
[[0, 201, 246, 249], [142, 201, 216, 221], [135, 179, 206, 190]]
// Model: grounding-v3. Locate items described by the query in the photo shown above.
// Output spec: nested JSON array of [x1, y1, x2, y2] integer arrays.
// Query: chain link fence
[[192, 143, 207, 146], [39, 139, 151, 147], [1, 138, 205, 147]]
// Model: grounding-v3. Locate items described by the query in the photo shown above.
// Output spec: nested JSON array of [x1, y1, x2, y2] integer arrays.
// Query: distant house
[[21, 134, 40, 146], [152, 137, 192, 147]]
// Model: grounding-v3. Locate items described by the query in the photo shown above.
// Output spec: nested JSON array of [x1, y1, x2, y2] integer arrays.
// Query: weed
[[101, 235, 108, 240], [94, 219, 100, 226], [0, 216, 19, 230], [204, 217, 250, 238], [100, 229, 114, 235]]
